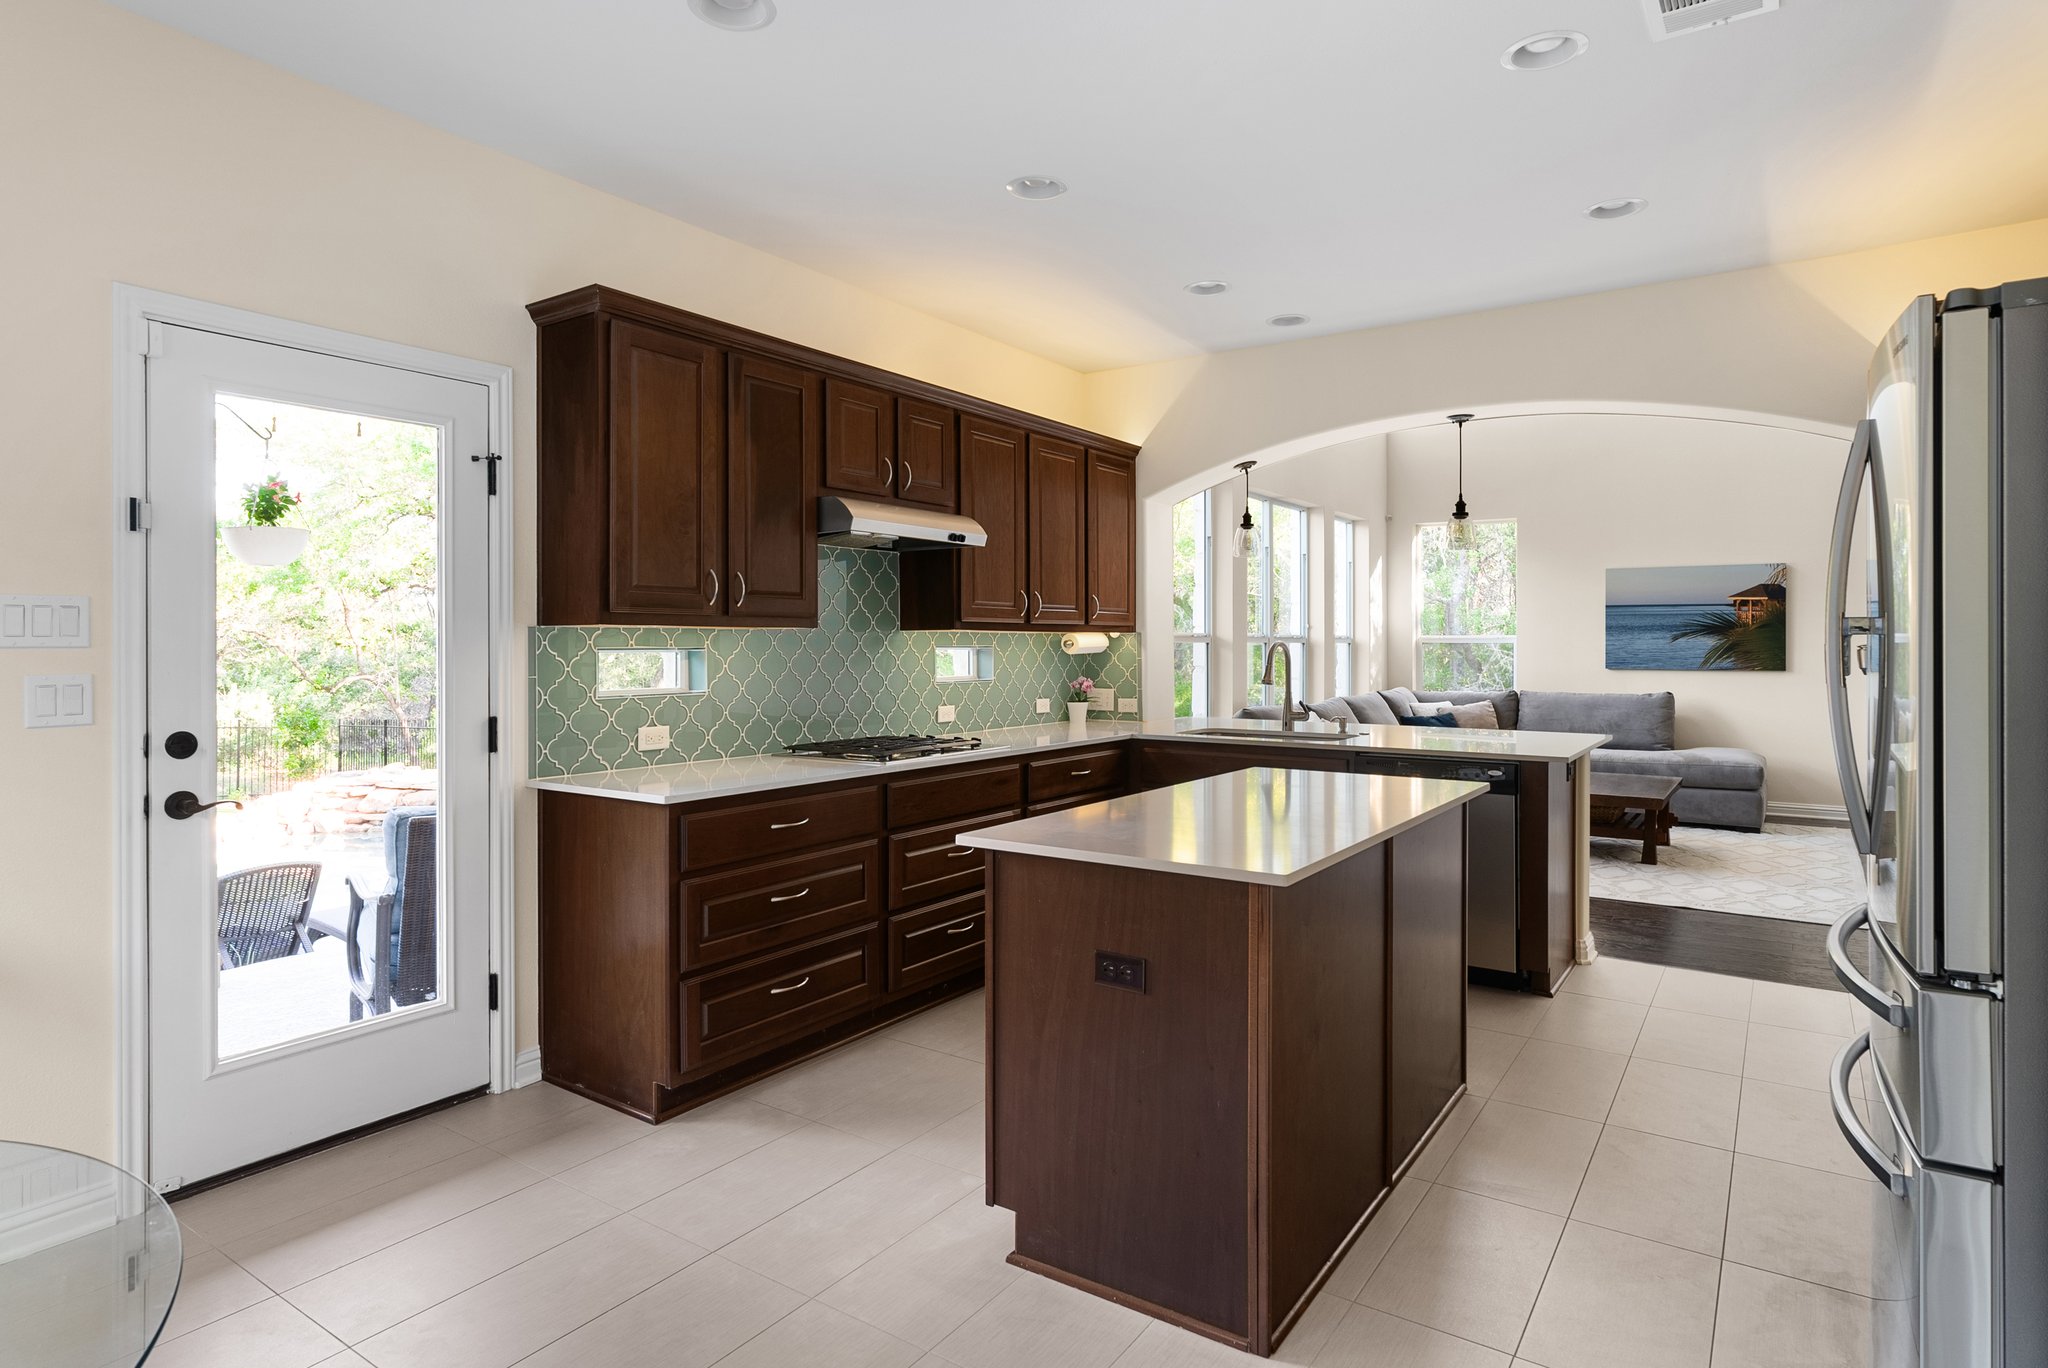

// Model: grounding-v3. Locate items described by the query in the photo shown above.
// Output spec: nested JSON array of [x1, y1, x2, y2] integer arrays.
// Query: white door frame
[[109, 285, 516, 1181]]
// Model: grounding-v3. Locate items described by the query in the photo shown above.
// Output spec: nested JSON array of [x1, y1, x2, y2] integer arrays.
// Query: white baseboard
[[512, 1047, 543, 1090], [1768, 801, 1850, 825]]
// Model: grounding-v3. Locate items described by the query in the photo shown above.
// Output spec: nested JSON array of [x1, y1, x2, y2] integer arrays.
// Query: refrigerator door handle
[[1831, 1032, 1910, 1196], [1825, 418, 1894, 856], [1826, 904, 1908, 1027]]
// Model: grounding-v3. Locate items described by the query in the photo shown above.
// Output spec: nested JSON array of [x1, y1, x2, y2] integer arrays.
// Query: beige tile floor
[[157, 961, 1898, 1368]]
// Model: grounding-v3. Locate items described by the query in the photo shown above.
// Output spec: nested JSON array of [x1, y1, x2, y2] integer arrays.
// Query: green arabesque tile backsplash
[[531, 547, 1142, 775]]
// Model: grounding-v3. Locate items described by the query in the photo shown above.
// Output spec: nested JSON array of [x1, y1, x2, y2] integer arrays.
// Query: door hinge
[[488, 972, 500, 1011], [471, 452, 502, 496], [128, 498, 152, 531], [487, 716, 499, 753]]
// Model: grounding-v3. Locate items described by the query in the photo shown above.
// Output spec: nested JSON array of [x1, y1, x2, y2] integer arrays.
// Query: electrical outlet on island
[[636, 724, 671, 753], [936, 704, 957, 724]]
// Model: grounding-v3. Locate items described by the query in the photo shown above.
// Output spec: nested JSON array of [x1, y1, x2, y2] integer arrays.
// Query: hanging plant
[[223, 478, 310, 566]]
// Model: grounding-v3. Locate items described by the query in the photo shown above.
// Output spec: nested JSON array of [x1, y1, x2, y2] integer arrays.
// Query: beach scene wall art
[[1605, 563, 1788, 671]]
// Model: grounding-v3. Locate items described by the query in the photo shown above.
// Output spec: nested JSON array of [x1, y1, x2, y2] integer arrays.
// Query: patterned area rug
[[1589, 821, 1864, 924]]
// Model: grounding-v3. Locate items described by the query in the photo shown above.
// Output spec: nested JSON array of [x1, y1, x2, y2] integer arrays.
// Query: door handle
[[164, 791, 242, 820], [706, 568, 720, 606], [1015, 590, 1027, 619], [901, 459, 915, 490], [734, 571, 747, 608], [768, 975, 811, 995], [1831, 1033, 1910, 1196], [1029, 590, 1042, 617], [883, 456, 895, 490], [1826, 905, 1908, 1027], [1824, 418, 1891, 857]]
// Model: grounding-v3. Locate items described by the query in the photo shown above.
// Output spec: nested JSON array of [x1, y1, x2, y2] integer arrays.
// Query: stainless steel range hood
[[817, 496, 987, 551]]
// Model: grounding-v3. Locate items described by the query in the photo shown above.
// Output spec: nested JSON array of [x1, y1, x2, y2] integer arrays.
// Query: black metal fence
[[217, 720, 434, 799]]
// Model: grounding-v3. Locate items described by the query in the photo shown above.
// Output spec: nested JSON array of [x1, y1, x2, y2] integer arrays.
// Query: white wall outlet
[[936, 704, 957, 724], [636, 723, 671, 753], [1035, 698, 1051, 715], [23, 674, 92, 728], [0, 596, 90, 649], [1118, 694, 1138, 714], [1088, 692, 1114, 713]]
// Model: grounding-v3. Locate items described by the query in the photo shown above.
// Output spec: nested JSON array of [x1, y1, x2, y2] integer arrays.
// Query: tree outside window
[[1171, 490, 1211, 717], [1247, 498, 1308, 703], [1414, 520, 1517, 691]]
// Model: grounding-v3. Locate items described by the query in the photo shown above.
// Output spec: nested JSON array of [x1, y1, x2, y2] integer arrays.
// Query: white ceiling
[[114, 0, 2048, 371]]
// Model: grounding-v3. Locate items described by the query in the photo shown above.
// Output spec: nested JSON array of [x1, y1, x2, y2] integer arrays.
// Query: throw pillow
[[1380, 687, 1421, 718], [1450, 701, 1500, 729], [1413, 701, 1454, 717], [1398, 714, 1458, 728], [1342, 693, 1400, 726], [1306, 699, 1354, 725]]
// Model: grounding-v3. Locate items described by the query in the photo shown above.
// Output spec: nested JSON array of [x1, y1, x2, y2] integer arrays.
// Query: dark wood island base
[[979, 789, 1472, 1357]]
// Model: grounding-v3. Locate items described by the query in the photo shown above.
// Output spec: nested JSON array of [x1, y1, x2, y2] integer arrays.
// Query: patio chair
[[344, 807, 438, 1019], [216, 862, 322, 969]]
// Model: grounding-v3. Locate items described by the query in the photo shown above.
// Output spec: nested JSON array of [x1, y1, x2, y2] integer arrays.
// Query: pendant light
[[1232, 460, 1261, 559], [1447, 413, 1477, 551]]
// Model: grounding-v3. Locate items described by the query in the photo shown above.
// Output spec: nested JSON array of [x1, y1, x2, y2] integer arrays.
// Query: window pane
[[1419, 641, 1516, 691], [1173, 640, 1209, 718], [1246, 499, 1269, 638], [1334, 644, 1352, 698], [1334, 519, 1355, 639], [1246, 640, 1304, 704], [1270, 504, 1306, 637], [1417, 520, 1517, 638], [1171, 491, 1209, 635]]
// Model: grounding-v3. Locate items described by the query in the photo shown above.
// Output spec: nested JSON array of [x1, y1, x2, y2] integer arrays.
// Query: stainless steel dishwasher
[[1352, 754, 1521, 977]]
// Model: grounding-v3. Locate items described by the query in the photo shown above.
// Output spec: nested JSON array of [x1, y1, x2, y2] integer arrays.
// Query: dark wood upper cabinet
[[727, 354, 821, 623], [1027, 434, 1086, 626], [1085, 449, 1137, 629], [894, 398, 958, 509], [607, 322, 725, 618], [952, 415, 1030, 624], [823, 378, 894, 500]]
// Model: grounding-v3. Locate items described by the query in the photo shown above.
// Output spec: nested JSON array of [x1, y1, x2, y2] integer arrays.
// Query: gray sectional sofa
[[1243, 687, 1767, 831]]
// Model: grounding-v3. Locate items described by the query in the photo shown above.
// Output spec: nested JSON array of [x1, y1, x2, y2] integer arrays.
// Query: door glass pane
[[213, 397, 443, 1058]]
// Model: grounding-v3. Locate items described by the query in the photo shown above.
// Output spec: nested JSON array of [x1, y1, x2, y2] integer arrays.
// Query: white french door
[[145, 324, 493, 1189]]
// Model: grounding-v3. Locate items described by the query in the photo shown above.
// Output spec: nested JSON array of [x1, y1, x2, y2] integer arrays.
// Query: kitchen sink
[[1181, 727, 1356, 745]]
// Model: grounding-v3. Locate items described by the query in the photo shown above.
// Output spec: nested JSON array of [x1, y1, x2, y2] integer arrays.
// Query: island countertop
[[957, 766, 1488, 886], [527, 716, 1608, 806]]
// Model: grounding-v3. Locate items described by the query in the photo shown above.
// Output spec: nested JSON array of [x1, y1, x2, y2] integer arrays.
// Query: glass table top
[[0, 1141, 182, 1367]]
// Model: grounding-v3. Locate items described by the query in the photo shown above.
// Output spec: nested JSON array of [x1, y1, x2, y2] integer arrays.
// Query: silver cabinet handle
[[945, 846, 978, 858], [768, 887, 811, 904], [883, 456, 895, 489], [1090, 593, 1100, 618], [1069, 768, 1092, 776], [706, 568, 720, 606], [1029, 590, 1042, 617], [901, 459, 915, 490], [734, 571, 747, 608], [1826, 904, 1907, 1027], [1831, 1032, 1909, 1196], [769, 817, 811, 831], [768, 975, 811, 995], [1015, 590, 1027, 619], [945, 919, 980, 935]]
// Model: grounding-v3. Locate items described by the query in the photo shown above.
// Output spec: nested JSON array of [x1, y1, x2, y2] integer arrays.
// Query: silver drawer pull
[[945, 919, 980, 935], [1068, 768, 1092, 776], [1832, 1032, 1909, 1196], [769, 817, 811, 831], [946, 846, 979, 858], [768, 975, 811, 995], [768, 887, 811, 904]]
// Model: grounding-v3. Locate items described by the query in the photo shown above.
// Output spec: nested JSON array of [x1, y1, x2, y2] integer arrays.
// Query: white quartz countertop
[[957, 767, 1487, 886], [525, 716, 1609, 806]]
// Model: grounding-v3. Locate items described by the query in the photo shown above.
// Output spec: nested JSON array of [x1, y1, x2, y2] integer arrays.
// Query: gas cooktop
[[785, 734, 987, 764]]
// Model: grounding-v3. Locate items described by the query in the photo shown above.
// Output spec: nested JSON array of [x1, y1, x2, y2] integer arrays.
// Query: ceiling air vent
[[1642, 0, 1780, 40]]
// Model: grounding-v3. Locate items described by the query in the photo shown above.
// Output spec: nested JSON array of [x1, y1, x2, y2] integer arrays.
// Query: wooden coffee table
[[1589, 774, 1682, 864]]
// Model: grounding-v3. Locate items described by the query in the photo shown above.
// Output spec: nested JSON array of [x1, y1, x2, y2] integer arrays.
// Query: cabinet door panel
[[823, 378, 894, 499], [1086, 449, 1137, 629], [728, 353, 821, 622], [1028, 434, 1086, 625], [957, 415, 1029, 624], [895, 397, 958, 509], [608, 322, 724, 616]]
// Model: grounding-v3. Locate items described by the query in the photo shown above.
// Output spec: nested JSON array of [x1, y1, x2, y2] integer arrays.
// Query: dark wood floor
[[1590, 898, 1862, 993]]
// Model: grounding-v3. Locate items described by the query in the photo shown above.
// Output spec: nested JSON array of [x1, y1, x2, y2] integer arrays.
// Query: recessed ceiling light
[[1584, 197, 1648, 220], [1005, 176, 1068, 201], [1501, 30, 1589, 70], [1184, 280, 1230, 296], [688, 0, 776, 31], [1267, 313, 1309, 328]]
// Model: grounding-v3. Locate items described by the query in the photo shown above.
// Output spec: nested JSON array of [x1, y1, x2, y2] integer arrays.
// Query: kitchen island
[[959, 767, 1485, 1357]]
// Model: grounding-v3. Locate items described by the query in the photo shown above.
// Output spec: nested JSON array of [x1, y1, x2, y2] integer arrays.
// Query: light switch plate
[[636, 724, 671, 752], [24, 674, 92, 728], [1035, 698, 1051, 715], [0, 596, 90, 649], [936, 704, 957, 724], [1088, 693, 1114, 713], [1118, 695, 1138, 714]]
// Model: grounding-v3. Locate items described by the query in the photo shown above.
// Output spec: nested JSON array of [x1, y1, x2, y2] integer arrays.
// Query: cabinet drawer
[[1025, 747, 1127, 805], [680, 839, 879, 971], [679, 926, 881, 1074], [888, 810, 1019, 911], [886, 761, 1021, 830], [888, 891, 986, 993], [681, 786, 879, 872]]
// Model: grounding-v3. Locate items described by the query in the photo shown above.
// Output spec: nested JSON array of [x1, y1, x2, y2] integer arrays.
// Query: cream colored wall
[[0, 0, 1090, 1158], [1383, 415, 1849, 810], [1104, 216, 2048, 715]]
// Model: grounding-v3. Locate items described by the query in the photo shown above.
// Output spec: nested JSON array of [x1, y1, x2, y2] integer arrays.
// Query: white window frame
[[1170, 490, 1212, 718], [1247, 496, 1309, 704], [1412, 519, 1518, 690], [1332, 516, 1359, 698]]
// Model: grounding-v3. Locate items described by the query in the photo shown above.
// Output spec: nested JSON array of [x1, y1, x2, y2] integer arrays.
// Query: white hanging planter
[[222, 525, 310, 567]]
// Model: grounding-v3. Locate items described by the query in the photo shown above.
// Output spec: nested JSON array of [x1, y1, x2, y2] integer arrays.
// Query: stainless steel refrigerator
[[1827, 280, 2047, 1368]]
